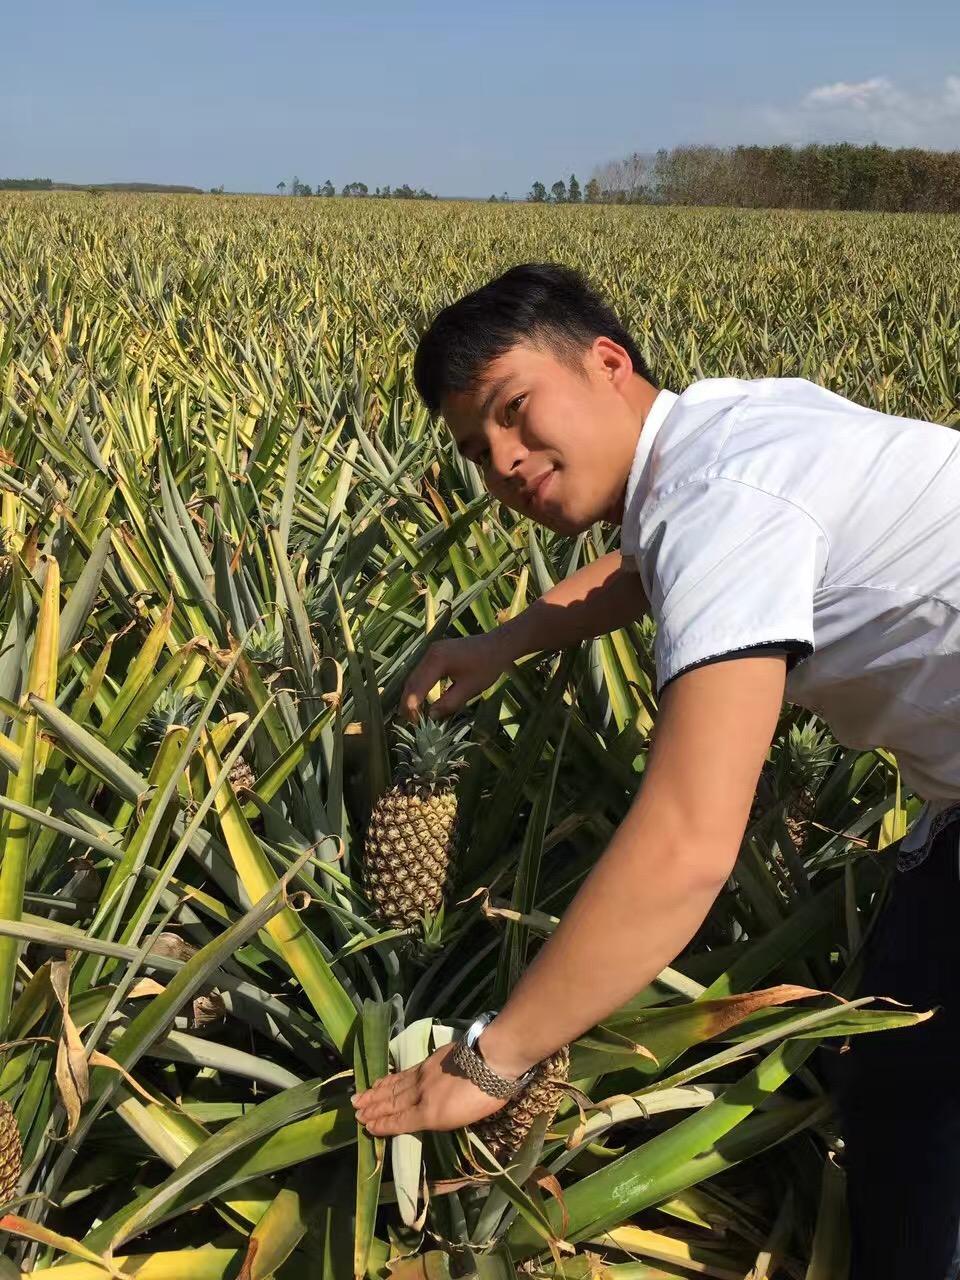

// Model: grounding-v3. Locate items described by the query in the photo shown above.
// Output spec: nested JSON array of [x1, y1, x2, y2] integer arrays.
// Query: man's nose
[[491, 438, 525, 483]]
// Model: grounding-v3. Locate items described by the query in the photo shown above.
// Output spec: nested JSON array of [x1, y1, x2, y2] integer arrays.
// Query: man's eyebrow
[[451, 374, 513, 453], [478, 374, 513, 424]]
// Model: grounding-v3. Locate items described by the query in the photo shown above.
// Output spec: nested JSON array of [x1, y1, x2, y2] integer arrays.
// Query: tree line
[[588, 143, 960, 213], [277, 176, 437, 199], [522, 174, 594, 203]]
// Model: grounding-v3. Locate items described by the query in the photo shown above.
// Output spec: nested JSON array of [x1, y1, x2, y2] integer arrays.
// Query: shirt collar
[[623, 388, 679, 516]]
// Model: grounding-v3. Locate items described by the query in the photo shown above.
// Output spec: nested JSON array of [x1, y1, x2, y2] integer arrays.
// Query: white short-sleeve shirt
[[619, 376, 960, 817]]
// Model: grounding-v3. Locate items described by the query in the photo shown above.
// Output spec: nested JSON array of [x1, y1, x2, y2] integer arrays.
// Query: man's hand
[[351, 1042, 508, 1136], [400, 632, 517, 722]]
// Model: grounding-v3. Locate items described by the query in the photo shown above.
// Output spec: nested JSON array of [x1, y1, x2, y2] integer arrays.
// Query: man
[[351, 262, 960, 1278]]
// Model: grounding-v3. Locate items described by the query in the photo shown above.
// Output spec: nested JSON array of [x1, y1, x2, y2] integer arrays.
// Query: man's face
[[440, 337, 643, 535]]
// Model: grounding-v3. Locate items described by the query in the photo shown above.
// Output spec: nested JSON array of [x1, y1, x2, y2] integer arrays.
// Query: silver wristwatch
[[451, 1011, 539, 1099]]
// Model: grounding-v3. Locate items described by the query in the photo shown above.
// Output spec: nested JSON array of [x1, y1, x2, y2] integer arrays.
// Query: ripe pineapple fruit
[[364, 717, 472, 931], [0, 1100, 22, 1205], [781, 719, 836, 849], [473, 1046, 570, 1164]]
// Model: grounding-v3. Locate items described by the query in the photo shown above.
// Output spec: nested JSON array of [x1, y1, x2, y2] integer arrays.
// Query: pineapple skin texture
[[473, 1045, 570, 1164], [364, 785, 458, 929], [0, 1100, 22, 1204]]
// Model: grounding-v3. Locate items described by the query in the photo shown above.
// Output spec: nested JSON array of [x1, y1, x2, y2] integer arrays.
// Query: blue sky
[[5, 0, 959, 197]]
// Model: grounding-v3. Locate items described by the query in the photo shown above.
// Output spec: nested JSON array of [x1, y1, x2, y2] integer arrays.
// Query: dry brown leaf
[[50, 958, 89, 1136], [126, 978, 166, 1000]]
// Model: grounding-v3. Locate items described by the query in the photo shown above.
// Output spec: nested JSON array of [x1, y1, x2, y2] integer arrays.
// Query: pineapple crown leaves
[[772, 717, 837, 793], [142, 688, 201, 744], [392, 714, 473, 791], [242, 620, 286, 666], [302, 580, 336, 628]]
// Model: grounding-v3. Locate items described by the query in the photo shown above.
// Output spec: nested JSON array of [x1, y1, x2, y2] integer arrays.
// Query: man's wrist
[[476, 1018, 540, 1081], [494, 614, 535, 664]]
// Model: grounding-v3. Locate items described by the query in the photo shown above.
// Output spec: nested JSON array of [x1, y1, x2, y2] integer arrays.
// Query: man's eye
[[506, 395, 525, 421]]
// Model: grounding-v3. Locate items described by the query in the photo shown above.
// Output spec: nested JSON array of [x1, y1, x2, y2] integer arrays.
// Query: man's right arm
[[497, 550, 648, 661], [401, 552, 648, 719]]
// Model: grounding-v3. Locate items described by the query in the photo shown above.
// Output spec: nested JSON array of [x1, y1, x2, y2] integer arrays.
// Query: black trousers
[[840, 810, 960, 1279]]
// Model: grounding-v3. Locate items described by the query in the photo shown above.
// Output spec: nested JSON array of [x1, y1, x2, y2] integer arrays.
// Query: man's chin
[[544, 509, 598, 537]]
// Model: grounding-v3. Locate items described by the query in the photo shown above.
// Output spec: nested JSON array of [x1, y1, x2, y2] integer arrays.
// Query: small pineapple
[[149, 932, 226, 1032], [302, 581, 333, 627], [142, 688, 200, 745], [228, 754, 257, 794], [0, 1100, 22, 1205], [781, 719, 836, 849], [244, 621, 286, 668], [473, 1046, 570, 1164], [364, 716, 472, 931]]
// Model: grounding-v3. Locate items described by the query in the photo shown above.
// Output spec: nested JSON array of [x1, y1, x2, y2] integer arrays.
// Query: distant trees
[[527, 175, 583, 203], [585, 177, 600, 203], [275, 177, 436, 199], [0, 177, 54, 190], [585, 143, 960, 213]]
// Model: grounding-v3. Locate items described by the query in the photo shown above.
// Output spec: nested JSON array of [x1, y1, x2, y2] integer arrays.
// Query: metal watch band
[[452, 1012, 539, 1100]]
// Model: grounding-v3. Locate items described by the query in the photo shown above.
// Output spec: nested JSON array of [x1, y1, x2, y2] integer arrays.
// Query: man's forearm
[[477, 787, 735, 1078], [498, 552, 646, 661]]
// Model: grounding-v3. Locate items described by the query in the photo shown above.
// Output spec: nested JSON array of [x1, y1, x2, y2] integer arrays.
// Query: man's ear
[[590, 336, 633, 390]]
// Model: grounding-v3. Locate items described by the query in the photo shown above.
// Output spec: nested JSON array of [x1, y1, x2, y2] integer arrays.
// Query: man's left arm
[[352, 654, 786, 1135]]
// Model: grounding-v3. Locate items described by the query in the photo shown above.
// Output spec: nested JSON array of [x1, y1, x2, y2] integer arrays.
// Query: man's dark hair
[[413, 262, 657, 417]]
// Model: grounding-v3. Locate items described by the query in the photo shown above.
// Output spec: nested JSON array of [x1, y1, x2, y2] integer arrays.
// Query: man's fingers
[[364, 1104, 424, 1137], [428, 685, 463, 718], [355, 1072, 419, 1122], [401, 654, 445, 721]]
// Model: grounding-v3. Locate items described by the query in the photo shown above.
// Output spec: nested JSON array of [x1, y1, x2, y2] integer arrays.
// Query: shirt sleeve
[[640, 477, 828, 696]]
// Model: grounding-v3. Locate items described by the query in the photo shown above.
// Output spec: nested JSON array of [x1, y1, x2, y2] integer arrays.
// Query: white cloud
[[759, 75, 960, 148], [803, 78, 898, 110]]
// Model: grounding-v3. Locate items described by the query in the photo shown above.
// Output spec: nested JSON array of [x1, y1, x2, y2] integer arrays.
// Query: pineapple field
[[0, 190, 957, 1278]]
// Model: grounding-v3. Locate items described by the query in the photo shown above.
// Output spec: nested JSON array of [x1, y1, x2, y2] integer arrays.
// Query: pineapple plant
[[473, 1046, 571, 1164], [302, 580, 332, 627], [243, 621, 286, 669], [780, 719, 836, 849], [364, 716, 472, 931], [0, 1100, 22, 1205], [141, 688, 200, 745], [143, 688, 255, 796]]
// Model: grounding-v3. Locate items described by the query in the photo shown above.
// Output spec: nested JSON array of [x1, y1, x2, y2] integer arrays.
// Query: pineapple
[[143, 687, 257, 803], [473, 1046, 570, 1164], [228, 754, 257, 794], [0, 1100, 21, 1205], [302, 581, 332, 628], [781, 719, 836, 849], [148, 932, 226, 1032], [142, 688, 200, 745], [244, 621, 286, 668], [364, 717, 472, 931]]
